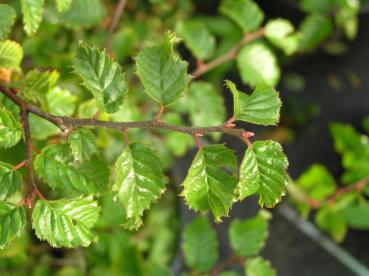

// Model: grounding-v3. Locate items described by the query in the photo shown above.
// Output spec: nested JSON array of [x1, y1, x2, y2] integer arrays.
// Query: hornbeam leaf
[[0, 203, 26, 249], [34, 144, 109, 195], [225, 80, 281, 125], [32, 197, 100, 248], [229, 211, 269, 257], [0, 40, 23, 69], [245, 257, 276, 276], [238, 140, 289, 207], [73, 43, 128, 113], [68, 128, 97, 162], [56, 0, 72, 12], [0, 4, 16, 40], [219, 0, 264, 33], [0, 161, 22, 200], [182, 216, 218, 271], [181, 144, 238, 221], [21, 0, 45, 36], [113, 142, 167, 229], [237, 42, 280, 87], [135, 31, 191, 106], [0, 108, 22, 149]]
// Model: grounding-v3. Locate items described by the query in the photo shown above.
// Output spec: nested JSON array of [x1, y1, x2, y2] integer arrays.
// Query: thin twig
[[209, 256, 246, 276], [191, 28, 265, 79], [106, 0, 127, 51]]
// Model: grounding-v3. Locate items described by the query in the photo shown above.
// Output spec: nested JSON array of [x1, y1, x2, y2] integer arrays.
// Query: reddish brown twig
[[13, 160, 27, 171], [210, 256, 246, 276], [193, 132, 203, 149], [106, 0, 127, 51]]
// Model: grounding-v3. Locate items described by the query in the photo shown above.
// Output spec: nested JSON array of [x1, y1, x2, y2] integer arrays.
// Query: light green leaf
[[316, 206, 347, 242], [34, 144, 109, 195], [181, 144, 238, 221], [336, 1, 359, 40], [265, 19, 300, 55], [182, 216, 218, 271], [21, 0, 45, 36], [0, 161, 22, 200], [0, 40, 23, 69], [32, 197, 100, 247], [300, 0, 334, 13], [246, 257, 276, 276], [56, 0, 72, 12], [0, 203, 26, 249], [176, 20, 216, 60], [299, 14, 333, 51], [238, 140, 289, 207], [78, 99, 99, 119], [0, 5, 16, 40], [47, 86, 77, 116], [219, 0, 264, 33], [225, 80, 281, 125], [73, 43, 128, 113], [113, 142, 167, 229], [136, 31, 191, 106], [68, 129, 97, 162], [229, 211, 269, 257], [339, 204, 369, 230], [0, 108, 22, 149], [237, 43, 280, 87]]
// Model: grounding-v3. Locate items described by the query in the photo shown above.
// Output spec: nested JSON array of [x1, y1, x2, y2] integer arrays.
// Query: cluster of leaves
[[291, 117, 369, 242]]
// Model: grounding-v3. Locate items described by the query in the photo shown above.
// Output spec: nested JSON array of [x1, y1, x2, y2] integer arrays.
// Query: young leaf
[[229, 211, 269, 257], [265, 19, 300, 56], [113, 142, 167, 229], [299, 14, 332, 51], [0, 40, 23, 69], [237, 43, 280, 87], [225, 80, 281, 125], [73, 43, 128, 113], [135, 32, 191, 106], [21, 0, 45, 36], [0, 203, 26, 249], [0, 108, 22, 149], [219, 0, 264, 33], [245, 257, 276, 276], [32, 197, 100, 248], [176, 20, 216, 60], [181, 144, 238, 221], [68, 128, 97, 162], [0, 4, 16, 40], [316, 206, 347, 242], [182, 216, 218, 271], [34, 144, 109, 195], [0, 161, 22, 200], [56, 0, 72, 12], [238, 140, 289, 207]]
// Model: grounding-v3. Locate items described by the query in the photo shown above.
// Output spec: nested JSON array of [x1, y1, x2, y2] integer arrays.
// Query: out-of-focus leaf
[[340, 204, 369, 230], [0, 5, 16, 40], [56, 0, 72, 12], [300, 0, 334, 13], [299, 14, 332, 51], [0, 41, 23, 69], [21, 0, 45, 35], [316, 206, 347, 242]]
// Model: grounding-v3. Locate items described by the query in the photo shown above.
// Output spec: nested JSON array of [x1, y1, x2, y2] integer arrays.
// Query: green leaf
[[0, 40, 23, 69], [78, 99, 99, 119], [265, 19, 300, 56], [335, 0, 360, 40], [176, 20, 216, 60], [339, 204, 369, 230], [299, 14, 332, 51], [0, 203, 26, 249], [73, 43, 128, 113], [181, 144, 238, 221], [219, 0, 264, 33], [316, 206, 347, 242], [229, 211, 269, 257], [135, 31, 191, 106], [0, 161, 22, 200], [68, 129, 97, 162], [34, 144, 109, 195], [0, 4, 16, 40], [300, 0, 334, 13], [182, 216, 218, 271], [238, 140, 289, 207], [32, 197, 100, 247], [246, 257, 276, 276], [47, 86, 77, 116], [0, 108, 22, 149], [225, 80, 281, 125], [113, 142, 167, 229], [237, 43, 280, 87], [56, 0, 72, 12], [21, 0, 45, 36]]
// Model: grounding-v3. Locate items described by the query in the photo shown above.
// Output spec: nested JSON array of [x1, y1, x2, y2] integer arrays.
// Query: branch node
[[224, 117, 236, 128], [241, 131, 254, 147], [193, 132, 203, 149]]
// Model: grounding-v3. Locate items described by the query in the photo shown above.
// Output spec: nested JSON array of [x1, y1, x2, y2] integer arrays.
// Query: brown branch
[[209, 256, 246, 276], [191, 28, 265, 79], [106, 0, 127, 51]]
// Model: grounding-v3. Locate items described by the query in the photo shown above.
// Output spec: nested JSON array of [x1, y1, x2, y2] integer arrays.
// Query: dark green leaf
[[0, 161, 22, 200], [0, 108, 22, 149], [0, 203, 26, 249], [0, 4, 16, 40], [316, 206, 347, 242], [299, 14, 332, 51], [340, 204, 369, 230]]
